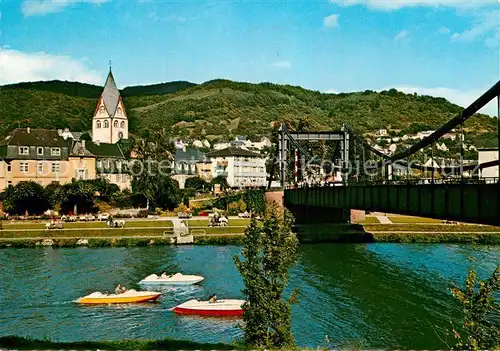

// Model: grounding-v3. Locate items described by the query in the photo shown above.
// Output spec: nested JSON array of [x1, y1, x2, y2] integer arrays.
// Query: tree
[[233, 201, 299, 348], [451, 264, 499, 350], [59, 180, 97, 214], [130, 129, 180, 210], [211, 175, 229, 190], [1, 181, 50, 215], [185, 177, 210, 191]]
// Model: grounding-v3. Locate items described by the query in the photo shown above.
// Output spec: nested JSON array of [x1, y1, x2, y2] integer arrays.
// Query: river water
[[0, 244, 498, 349]]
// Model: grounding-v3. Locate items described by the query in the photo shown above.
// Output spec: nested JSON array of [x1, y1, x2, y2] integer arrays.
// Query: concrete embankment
[[1, 223, 499, 248]]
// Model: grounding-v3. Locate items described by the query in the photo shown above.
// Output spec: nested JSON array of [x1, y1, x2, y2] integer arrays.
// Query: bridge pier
[[287, 205, 352, 224]]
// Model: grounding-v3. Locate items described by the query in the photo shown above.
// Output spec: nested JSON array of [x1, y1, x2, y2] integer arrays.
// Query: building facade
[[92, 71, 129, 144], [478, 148, 498, 180], [0, 70, 131, 191], [206, 147, 267, 188]]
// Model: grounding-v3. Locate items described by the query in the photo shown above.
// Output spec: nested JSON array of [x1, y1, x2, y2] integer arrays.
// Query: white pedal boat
[[76, 289, 161, 304], [139, 273, 204, 286], [171, 299, 246, 316]]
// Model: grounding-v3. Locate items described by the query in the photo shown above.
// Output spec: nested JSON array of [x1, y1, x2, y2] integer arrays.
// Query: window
[[37, 162, 43, 174], [114, 120, 118, 127], [52, 162, 60, 173], [118, 132, 124, 139], [20, 162, 29, 172], [37, 147, 43, 156], [7, 164, 11, 172], [51, 147, 61, 156], [78, 169, 85, 180], [120, 121, 125, 128], [19, 146, 29, 155], [7, 181, 12, 186], [96, 121, 101, 129], [104, 120, 109, 128]]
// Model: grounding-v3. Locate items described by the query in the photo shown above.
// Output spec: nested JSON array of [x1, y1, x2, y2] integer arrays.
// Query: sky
[[1, 0, 500, 115]]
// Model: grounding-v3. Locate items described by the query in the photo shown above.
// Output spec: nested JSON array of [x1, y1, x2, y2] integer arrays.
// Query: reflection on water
[[0, 244, 497, 348]]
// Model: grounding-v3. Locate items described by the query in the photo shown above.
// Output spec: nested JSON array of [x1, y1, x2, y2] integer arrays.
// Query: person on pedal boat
[[161, 271, 168, 279], [209, 294, 217, 303], [115, 284, 127, 294]]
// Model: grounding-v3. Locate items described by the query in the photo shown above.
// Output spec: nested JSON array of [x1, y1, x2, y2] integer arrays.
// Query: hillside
[[0, 79, 497, 146]]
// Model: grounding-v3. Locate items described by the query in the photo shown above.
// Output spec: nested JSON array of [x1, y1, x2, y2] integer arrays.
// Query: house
[[377, 128, 388, 136], [206, 147, 267, 188], [213, 136, 271, 152], [0, 69, 131, 191], [436, 143, 449, 152], [171, 147, 208, 188], [478, 148, 498, 179]]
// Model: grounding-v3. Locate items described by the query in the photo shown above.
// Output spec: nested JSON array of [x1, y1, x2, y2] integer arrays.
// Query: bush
[[137, 210, 149, 218]]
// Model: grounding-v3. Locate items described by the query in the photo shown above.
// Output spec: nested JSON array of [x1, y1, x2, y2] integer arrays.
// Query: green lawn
[[187, 219, 250, 227], [363, 224, 500, 233], [0, 227, 170, 238], [0, 220, 173, 230], [388, 216, 442, 224], [354, 216, 380, 224]]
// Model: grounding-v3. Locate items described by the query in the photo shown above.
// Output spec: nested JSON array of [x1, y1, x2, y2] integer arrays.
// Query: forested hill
[[0, 79, 496, 146]]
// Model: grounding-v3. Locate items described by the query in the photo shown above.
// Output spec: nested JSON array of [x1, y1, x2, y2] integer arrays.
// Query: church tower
[[92, 69, 128, 144]]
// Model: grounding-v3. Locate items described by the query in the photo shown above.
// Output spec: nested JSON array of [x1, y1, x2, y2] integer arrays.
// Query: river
[[0, 244, 498, 349]]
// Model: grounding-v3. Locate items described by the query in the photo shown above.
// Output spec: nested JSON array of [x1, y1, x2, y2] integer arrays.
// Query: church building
[[0, 69, 131, 192], [92, 71, 129, 144]]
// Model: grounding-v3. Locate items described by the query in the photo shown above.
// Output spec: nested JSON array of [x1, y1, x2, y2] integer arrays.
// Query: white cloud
[[0, 48, 102, 85], [439, 26, 451, 34], [390, 86, 498, 116], [328, 0, 496, 11], [22, 0, 109, 17], [450, 9, 500, 46], [325, 89, 340, 94], [395, 30, 410, 41], [323, 14, 339, 28], [269, 60, 292, 69]]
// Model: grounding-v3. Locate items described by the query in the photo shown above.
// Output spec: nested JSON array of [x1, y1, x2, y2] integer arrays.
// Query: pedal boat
[[139, 273, 204, 286], [77, 289, 161, 304], [171, 299, 245, 316]]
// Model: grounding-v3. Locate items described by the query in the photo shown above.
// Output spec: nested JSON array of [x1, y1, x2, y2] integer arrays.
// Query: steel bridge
[[280, 80, 500, 225]]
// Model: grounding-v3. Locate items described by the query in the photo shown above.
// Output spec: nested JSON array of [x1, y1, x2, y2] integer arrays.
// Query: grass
[[0, 336, 239, 350], [0, 227, 171, 239], [387, 216, 442, 224], [363, 224, 500, 233], [187, 219, 250, 227], [0, 220, 173, 230], [353, 216, 380, 224]]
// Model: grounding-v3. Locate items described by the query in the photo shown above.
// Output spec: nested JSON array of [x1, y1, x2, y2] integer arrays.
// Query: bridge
[[280, 80, 500, 226]]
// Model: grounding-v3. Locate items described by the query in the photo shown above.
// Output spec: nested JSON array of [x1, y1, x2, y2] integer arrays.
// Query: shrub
[[137, 210, 149, 218]]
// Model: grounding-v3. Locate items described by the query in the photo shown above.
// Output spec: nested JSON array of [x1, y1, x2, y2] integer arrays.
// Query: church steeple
[[92, 68, 128, 144]]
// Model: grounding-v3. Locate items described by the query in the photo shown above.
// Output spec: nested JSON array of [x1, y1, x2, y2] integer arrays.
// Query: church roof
[[85, 141, 125, 159], [101, 71, 121, 116]]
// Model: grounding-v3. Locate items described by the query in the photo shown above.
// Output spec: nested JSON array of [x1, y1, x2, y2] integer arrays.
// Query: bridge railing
[[287, 177, 500, 189]]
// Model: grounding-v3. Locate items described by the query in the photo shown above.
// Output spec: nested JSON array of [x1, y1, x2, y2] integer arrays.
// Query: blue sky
[[1, 0, 499, 114]]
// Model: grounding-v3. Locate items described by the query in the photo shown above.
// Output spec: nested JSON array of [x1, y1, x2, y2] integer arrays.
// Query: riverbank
[[1, 218, 499, 247], [0, 336, 239, 350]]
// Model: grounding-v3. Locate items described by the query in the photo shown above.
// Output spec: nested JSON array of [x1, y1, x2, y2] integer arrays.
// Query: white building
[[213, 136, 271, 152], [92, 70, 129, 144], [206, 147, 267, 188], [377, 128, 388, 136], [478, 148, 498, 179]]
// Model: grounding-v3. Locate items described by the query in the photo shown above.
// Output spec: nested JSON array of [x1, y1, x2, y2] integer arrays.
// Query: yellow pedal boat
[[77, 289, 161, 304]]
